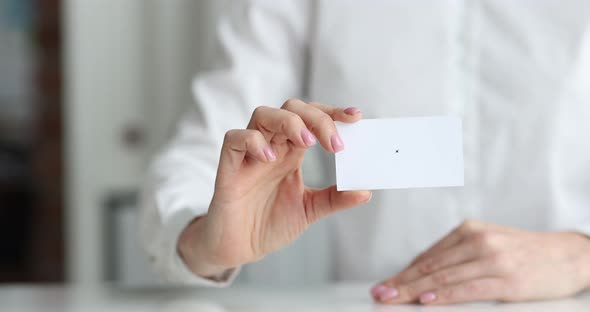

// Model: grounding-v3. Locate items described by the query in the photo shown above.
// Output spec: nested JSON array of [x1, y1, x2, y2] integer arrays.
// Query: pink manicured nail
[[263, 146, 276, 162], [301, 128, 317, 146], [379, 287, 399, 302], [420, 292, 437, 304], [370, 284, 388, 297], [344, 107, 361, 115], [331, 133, 344, 152]]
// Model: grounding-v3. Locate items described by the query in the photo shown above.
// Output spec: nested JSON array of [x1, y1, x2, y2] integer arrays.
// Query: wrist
[[178, 215, 234, 279]]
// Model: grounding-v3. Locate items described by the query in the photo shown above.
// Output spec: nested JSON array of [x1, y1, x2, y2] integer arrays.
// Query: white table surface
[[2, 283, 589, 312]]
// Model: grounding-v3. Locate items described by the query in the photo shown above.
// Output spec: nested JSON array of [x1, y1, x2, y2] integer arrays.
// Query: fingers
[[411, 220, 516, 268], [281, 99, 346, 153], [390, 235, 491, 286], [248, 99, 362, 153], [306, 101, 363, 122], [380, 260, 495, 304], [410, 219, 485, 266], [219, 129, 275, 172], [372, 220, 516, 305], [248, 106, 314, 149], [303, 185, 371, 223], [419, 278, 507, 305]]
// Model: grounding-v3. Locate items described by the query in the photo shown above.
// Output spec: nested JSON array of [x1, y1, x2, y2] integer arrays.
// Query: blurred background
[[0, 0, 222, 285], [1, 0, 330, 287]]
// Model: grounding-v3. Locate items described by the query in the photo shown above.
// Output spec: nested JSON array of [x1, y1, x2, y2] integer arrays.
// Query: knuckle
[[472, 232, 487, 247], [284, 113, 304, 128], [244, 130, 261, 142], [418, 265, 430, 275], [432, 271, 450, 285], [488, 252, 509, 270], [314, 113, 334, 129], [419, 258, 436, 274], [223, 129, 239, 141], [308, 101, 334, 114], [473, 232, 498, 251], [460, 219, 481, 234], [252, 106, 269, 118], [282, 98, 303, 109]]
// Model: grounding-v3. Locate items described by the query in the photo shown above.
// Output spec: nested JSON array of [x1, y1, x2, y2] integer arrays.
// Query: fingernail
[[263, 146, 276, 162], [378, 287, 399, 302], [420, 292, 437, 304], [331, 133, 344, 153], [370, 284, 388, 297], [301, 128, 316, 146], [343, 107, 361, 115]]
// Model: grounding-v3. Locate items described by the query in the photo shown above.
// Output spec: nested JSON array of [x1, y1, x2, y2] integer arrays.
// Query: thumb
[[303, 185, 372, 223]]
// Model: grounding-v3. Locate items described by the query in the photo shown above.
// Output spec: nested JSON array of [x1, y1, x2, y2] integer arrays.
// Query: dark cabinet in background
[[0, 0, 63, 282]]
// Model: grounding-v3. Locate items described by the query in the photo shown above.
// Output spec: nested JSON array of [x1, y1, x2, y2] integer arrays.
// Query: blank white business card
[[335, 116, 464, 191]]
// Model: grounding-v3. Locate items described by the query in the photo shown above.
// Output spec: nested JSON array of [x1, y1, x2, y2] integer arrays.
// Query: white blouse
[[140, 0, 590, 286]]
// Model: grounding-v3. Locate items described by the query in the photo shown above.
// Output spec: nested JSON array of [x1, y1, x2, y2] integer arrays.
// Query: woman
[[140, 1, 590, 305]]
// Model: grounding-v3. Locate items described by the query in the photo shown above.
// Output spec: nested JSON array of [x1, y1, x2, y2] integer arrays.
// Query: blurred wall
[[65, 0, 331, 286], [64, 0, 219, 284]]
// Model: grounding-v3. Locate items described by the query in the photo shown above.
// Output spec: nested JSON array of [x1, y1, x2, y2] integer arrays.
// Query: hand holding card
[[335, 116, 464, 191]]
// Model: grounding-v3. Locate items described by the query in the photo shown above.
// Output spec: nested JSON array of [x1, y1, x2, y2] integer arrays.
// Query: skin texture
[[371, 220, 590, 305], [178, 99, 372, 278]]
